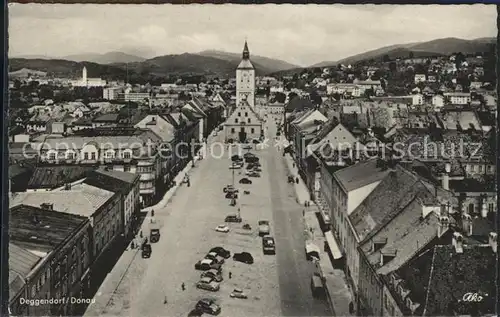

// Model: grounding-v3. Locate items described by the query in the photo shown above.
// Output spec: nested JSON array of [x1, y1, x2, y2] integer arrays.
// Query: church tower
[[82, 66, 88, 84], [236, 40, 255, 108]]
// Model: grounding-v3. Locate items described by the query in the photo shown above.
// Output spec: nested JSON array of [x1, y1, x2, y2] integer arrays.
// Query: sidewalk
[[282, 153, 310, 206], [283, 154, 353, 317]]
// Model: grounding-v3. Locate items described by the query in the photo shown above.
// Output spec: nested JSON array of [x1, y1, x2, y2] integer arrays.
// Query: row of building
[[283, 104, 497, 316], [9, 168, 140, 316]]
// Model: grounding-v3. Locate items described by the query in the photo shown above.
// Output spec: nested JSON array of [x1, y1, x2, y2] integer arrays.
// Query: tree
[[309, 91, 322, 106], [275, 92, 286, 103], [383, 54, 390, 62], [408, 51, 414, 59], [288, 92, 298, 101]]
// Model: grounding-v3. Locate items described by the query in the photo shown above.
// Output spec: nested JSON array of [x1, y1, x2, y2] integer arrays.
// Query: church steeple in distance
[[242, 40, 250, 59]]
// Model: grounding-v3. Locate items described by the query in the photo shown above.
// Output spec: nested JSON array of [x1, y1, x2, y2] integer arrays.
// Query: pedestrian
[[164, 296, 168, 304], [303, 210, 305, 217], [229, 271, 232, 279], [130, 241, 135, 249], [151, 209, 155, 217], [181, 282, 185, 291], [139, 231, 143, 238]]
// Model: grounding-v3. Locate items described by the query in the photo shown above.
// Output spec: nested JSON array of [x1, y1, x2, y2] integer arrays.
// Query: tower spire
[[242, 40, 250, 59]]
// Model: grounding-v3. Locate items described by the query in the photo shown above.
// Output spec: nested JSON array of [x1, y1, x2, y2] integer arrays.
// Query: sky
[[8, 4, 497, 67]]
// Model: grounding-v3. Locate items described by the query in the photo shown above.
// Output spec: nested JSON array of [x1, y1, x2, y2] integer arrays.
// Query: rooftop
[[84, 168, 139, 194], [392, 244, 497, 316], [10, 185, 114, 218], [9, 243, 42, 300], [28, 165, 98, 190], [334, 158, 392, 192], [9, 204, 88, 254]]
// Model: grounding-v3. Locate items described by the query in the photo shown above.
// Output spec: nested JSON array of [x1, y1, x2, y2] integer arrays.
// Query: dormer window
[[122, 150, 132, 159], [105, 150, 115, 159], [235, 118, 239, 123]]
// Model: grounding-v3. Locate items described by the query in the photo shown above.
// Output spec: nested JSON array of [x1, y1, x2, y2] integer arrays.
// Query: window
[[251, 128, 255, 133], [123, 151, 131, 159], [238, 112, 241, 117], [67, 152, 75, 160], [83, 152, 89, 160], [235, 118, 239, 123], [91, 152, 96, 160], [245, 112, 248, 117], [488, 203, 494, 213], [124, 165, 131, 172], [248, 118, 251, 123], [49, 152, 56, 160], [231, 128, 235, 133], [479, 165, 483, 173], [468, 203, 475, 214], [105, 150, 115, 159], [71, 249, 76, 262], [70, 265, 77, 284], [32, 284, 36, 297]]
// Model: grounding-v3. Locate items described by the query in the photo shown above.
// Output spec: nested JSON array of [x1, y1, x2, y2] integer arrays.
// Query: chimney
[[452, 232, 464, 253], [441, 162, 451, 190], [480, 199, 488, 218], [461, 213, 473, 236], [438, 216, 449, 238], [489, 232, 497, 253], [40, 203, 53, 211], [380, 248, 397, 266]]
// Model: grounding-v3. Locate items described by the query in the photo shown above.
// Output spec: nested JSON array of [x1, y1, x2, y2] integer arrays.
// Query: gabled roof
[[394, 244, 497, 316], [9, 242, 42, 300], [333, 158, 392, 193]]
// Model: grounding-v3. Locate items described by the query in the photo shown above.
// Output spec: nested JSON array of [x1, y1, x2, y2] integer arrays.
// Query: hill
[[9, 58, 128, 79], [62, 51, 146, 64], [310, 37, 496, 68], [10, 52, 280, 80], [197, 50, 299, 73]]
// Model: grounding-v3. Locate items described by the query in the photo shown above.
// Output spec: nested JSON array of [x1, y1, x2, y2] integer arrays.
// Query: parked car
[[205, 252, 225, 264], [196, 277, 220, 292], [195, 259, 213, 271], [187, 308, 203, 317], [243, 152, 256, 158], [150, 226, 160, 243], [239, 178, 252, 184], [195, 298, 221, 315], [248, 172, 261, 178], [258, 220, 270, 236], [231, 155, 243, 162], [223, 185, 234, 193], [229, 163, 242, 169], [230, 288, 248, 299], [209, 247, 231, 259], [225, 214, 242, 223], [215, 224, 230, 233], [243, 145, 252, 150], [142, 243, 152, 258], [251, 167, 262, 172], [262, 236, 276, 255], [201, 269, 224, 282], [233, 252, 254, 264]]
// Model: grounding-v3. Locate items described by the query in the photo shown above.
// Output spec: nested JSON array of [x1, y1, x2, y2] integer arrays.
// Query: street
[[88, 115, 331, 317]]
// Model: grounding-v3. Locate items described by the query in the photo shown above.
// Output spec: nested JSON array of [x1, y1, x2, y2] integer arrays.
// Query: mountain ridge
[[310, 36, 496, 68]]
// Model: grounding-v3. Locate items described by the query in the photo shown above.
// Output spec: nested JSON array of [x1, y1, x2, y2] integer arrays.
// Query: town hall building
[[224, 41, 263, 143]]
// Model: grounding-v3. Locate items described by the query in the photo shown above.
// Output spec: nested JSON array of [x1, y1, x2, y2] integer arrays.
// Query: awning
[[324, 231, 343, 259]]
